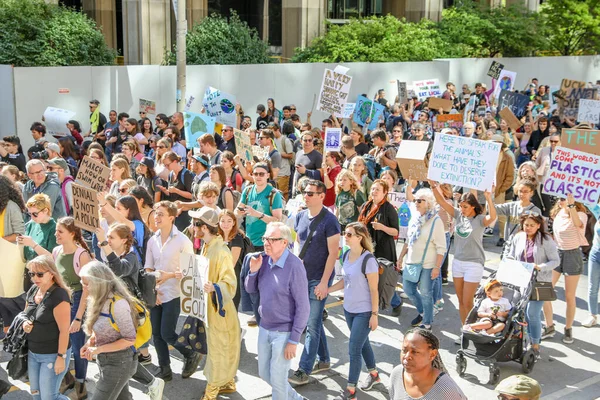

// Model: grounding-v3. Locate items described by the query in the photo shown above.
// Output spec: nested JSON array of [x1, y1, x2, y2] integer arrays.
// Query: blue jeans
[[28, 348, 72, 400], [433, 232, 452, 303], [344, 311, 376, 386], [150, 297, 193, 367], [588, 256, 600, 315], [403, 268, 434, 325], [70, 291, 88, 381], [526, 300, 544, 345], [257, 327, 303, 400], [390, 292, 402, 308], [299, 279, 330, 374]]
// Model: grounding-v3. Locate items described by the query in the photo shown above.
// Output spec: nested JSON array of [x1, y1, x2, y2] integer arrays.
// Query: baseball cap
[[491, 134, 505, 143], [256, 104, 266, 113], [140, 157, 155, 169], [484, 279, 502, 292], [47, 158, 70, 176], [46, 143, 60, 154], [188, 207, 219, 228], [191, 154, 210, 168], [496, 375, 541, 399]]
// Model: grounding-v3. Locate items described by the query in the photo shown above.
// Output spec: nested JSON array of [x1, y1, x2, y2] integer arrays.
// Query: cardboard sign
[[72, 183, 99, 231], [577, 99, 600, 123], [498, 107, 523, 131], [561, 128, 600, 156], [487, 61, 504, 80], [397, 81, 408, 104], [396, 140, 430, 181], [428, 97, 453, 112], [542, 146, 600, 207], [233, 129, 253, 162], [0, 238, 26, 297], [353, 95, 385, 130], [202, 87, 237, 126], [180, 253, 209, 325], [498, 90, 530, 118], [559, 79, 596, 118], [434, 114, 463, 130], [43, 107, 76, 136], [493, 70, 517, 99], [76, 156, 110, 192], [325, 128, 342, 152], [428, 134, 501, 191], [183, 112, 216, 149], [139, 99, 156, 115], [336, 102, 356, 119], [316, 68, 353, 116], [413, 79, 442, 101]]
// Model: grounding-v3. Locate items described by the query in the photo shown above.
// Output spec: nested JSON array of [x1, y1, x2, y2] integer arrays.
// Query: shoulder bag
[[403, 217, 439, 283]]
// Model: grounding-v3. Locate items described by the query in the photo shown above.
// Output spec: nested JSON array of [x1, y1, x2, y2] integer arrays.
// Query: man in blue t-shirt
[[289, 180, 341, 385]]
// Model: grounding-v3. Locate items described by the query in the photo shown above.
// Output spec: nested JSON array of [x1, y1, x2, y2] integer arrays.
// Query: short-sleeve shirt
[[241, 184, 283, 247], [167, 168, 194, 202], [342, 251, 378, 313], [93, 298, 137, 347], [453, 208, 486, 265], [389, 366, 468, 400], [2, 153, 26, 173], [269, 149, 282, 170], [363, 201, 399, 263], [335, 190, 365, 228], [478, 297, 512, 322], [25, 285, 71, 354]]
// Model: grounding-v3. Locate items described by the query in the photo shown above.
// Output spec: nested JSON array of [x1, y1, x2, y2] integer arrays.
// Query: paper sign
[[413, 79, 442, 101], [316, 68, 353, 116], [434, 114, 463, 130], [397, 81, 408, 104], [72, 183, 99, 231], [353, 95, 385, 130], [542, 146, 600, 207], [428, 97, 453, 112], [590, 203, 600, 220], [336, 103, 356, 119], [0, 238, 26, 297], [396, 140, 430, 181], [184, 96, 195, 112], [487, 61, 504, 80], [498, 107, 523, 131], [324, 128, 342, 152], [139, 99, 156, 115], [498, 90, 530, 118], [183, 112, 216, 149], [493, 70, 517, 99], [387, 192, 411, 239], [43, 107, 76, 136], [333, 65, 350, 75], [495, 259, 534, 289], [202, 87, 237, 126], [180, 253, 209, 325], [234, 129, 253, 162], [561, 128, 600, 156], [252, 146, 269, 160], [476, 106, 487, 117], [577, 99, 600, 123], [76, 156, 110, 192], [428, 134, 501, 191]]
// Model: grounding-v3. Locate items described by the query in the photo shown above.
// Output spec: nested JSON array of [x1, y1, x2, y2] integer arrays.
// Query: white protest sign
[[324, 128, 342, 152], [184, 95, 195, 112], [577, 99, 600, 123], [413, 79, 442, 101], [428, 135, 501, 191], [252, 146, 269, 160], [202, 87, 237, 126], [43, 107, 76, 136], [493, 70, 517, 99], [495, 259, 534, 289], [317, 68, 352, 116], [336, 103, 356, 119], [180, 253, 209, 325]]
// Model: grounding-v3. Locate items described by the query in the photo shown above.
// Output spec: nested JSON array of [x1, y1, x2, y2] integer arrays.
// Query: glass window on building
[[327, 0, 382, 19]]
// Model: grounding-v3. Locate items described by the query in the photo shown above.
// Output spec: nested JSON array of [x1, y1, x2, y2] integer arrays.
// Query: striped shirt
[[389, 366, 468, 400], [552, 209, 588, 250]]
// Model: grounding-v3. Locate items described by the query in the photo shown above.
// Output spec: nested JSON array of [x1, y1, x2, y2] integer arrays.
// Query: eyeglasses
[[157, 145, 166, 149], [522, 210, 541, 217], [30, 210, 44, 218], [415, 199, 427, 204], [28, 271, 47, 278], [119, 188, 128, 194], [262, 237, 284, 243], [252, 171, 267, 177], [302, 138, 313, 142], [343, 231, 355, 238], [290, 108, 296, 111], [193, 221, 203, 227], [303, 191, 321, 197], [550, 140, 559, 144]]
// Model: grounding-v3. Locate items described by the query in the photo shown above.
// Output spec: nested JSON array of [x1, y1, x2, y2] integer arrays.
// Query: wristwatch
[[57, 353, 67, 359], [99, 240, 109, 247], [259, 213, 265, 220]]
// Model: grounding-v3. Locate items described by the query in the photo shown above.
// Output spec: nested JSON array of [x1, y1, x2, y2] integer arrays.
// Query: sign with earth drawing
[[202, 86, 237, 126], [353, 95, 385, 131], [183, 111, 216, 149]]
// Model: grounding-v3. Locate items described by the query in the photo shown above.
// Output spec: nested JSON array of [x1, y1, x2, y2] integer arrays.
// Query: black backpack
[[342, 251, 398, 310]]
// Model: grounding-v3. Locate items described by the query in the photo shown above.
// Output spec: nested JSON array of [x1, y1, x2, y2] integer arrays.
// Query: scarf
[[407, 209, 436, 247], [358, 198, 386, 225]]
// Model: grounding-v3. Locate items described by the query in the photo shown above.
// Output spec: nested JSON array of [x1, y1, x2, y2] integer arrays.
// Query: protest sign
[[428, 134, 501, 191], [252, 146, 269, 160], [76, 156, 110, 192], [558, 79, 596, 118], [387, 191, 412, 239], [561, 128, 600, 156], [463, 95, 477, 123], [493, 70, 517, 99], [184, 95, 195, 112], [397, 81, 408, 104], [234, 129, 253, 162], [577, 99, 600, 123], [590, 203, 600, 220], [476, 106, 487, 117], [202, 87, 237, 126], [183, 112, 216, 149], [396, 140, 430, 181], [43, 107, 76, 136], [139, 99, 156, 115], [72, 183, 99, 231], [353, 95, 385, 130], [325, 128, 342, 152], [434, 114, 463, 130], [498, 107, 523, 131], [496, 259, 534, 289], [498, 90, 530, 118], [413, 79, 442, 101], [0, 238, 25, 297], [316, 68, 353, 116], [428, 97, 453, 112], [180, 253, 209, 325], [336, 102, 356, 119], [542, 146, 600, 207], [487, 61, 504, 80]]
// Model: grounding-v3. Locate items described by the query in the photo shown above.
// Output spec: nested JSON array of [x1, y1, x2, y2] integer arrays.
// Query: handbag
[[530, 281, 557, 301], [403, 217, 439, 284], [7, 344, 28, 380]]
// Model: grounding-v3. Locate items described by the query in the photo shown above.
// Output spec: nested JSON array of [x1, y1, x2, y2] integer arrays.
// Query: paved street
[[2, 234, 599, 399]]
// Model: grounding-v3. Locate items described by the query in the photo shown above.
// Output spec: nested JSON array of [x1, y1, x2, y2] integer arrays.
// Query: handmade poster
[[72, 183, 99, 231], [202, 87, 237, 126], [180, 253, 209, 325], [561, 128, 600, 156], [397, 81, 408, 104], [559, 79, 596, 118], [542, 146, 600, 207], [43, 107, 76, 136], [184, 95, 195, 112], [353, 95, 385, 130], [252, 146, 269, 160], [434, 114, 463, 130], [463, 95, 477, 123], [76, 156, 111, 192], [498, 107, 523, 131], [493, 70, 517, 99], [428, 97, 453, 112], [577, 99, 600, 123], [234, 129, 253, 162], [336, 102, 356, 119], [496, 259, 534, 289], [325, 128, 342, 152], [428, 134, 501, 191], [487, 61, 504, 80], [139, 99, 156, 115], [590, 203, 600, 220], [0, 238, 26, 297], [413, 79, 442, 101], [396, 140, 430, 181], [498, 90, 530, 118], [476, 106, 487, 117], [316, 67, 353, 116], [183, 112, 216, 149], [387, 191, 412, 239]]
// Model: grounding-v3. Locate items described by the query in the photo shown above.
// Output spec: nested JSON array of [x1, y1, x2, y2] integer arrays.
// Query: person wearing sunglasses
[[153, 137, 172, 184], [292, 132, 323, 194], [23, 159, 67, 222], [534, 132, 560, 216], [108, 158, 132, 198], [19, 193, 58, 268]]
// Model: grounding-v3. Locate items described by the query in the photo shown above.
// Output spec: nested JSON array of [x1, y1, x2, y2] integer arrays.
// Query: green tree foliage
[[0, 0, 116, 66], [165, 12, 272, 65]]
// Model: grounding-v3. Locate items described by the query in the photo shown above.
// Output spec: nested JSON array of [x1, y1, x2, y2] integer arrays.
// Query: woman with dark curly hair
[[0, 174, 26, 243]]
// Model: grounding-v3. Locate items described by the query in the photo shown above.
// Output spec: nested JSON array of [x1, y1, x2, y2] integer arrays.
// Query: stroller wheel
[[521, 350, 536, 374], [488, 365, 500, 386], [456, 354, 467, 377]]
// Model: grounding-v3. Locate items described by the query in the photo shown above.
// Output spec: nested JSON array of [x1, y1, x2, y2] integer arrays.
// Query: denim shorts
[[555, 248, 583, 276]]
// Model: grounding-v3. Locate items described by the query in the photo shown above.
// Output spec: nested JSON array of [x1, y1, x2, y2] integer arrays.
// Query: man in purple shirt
[[246, 222, 310, 400]]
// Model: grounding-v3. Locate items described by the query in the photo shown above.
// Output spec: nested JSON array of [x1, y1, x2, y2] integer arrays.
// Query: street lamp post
[[176, 0, 187, 112]]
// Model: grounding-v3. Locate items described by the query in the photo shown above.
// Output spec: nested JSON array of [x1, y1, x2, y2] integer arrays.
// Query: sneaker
[[147, 378, 165, 400], [532, 347, 541, 360], [484, 227, 494, 237], [155, 366, 173, 382], [541, 324, 555, 340], [434, 300, 444, 311], [496, 238, 505, 247], [391, 305, 402, 317], [582, 315, 598, 328], [411, 314, 423, 326], [182, 352, 203, 379], [312, 361, 331, 374], [288, 369, 310, 386], [562, 327, 574, 344], [433, 307, 440, 316], [334, 388, 357, 400], [138, 353, 152, 365], [360, 372, 381, 391], [441, 278, 449, 286], [247, 315, 258, 327], [419, 324, 432, 330]]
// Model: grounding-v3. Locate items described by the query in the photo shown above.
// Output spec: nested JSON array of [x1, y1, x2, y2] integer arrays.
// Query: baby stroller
[[455, 260, 537, 385]]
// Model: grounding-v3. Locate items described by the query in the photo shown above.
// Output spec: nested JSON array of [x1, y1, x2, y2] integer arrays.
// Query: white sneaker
[[148, 378, 165, 400], [582, 315, 598, 328]]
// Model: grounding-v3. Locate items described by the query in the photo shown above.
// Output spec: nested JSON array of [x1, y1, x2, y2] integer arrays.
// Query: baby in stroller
[[463, 280, 512, 336]]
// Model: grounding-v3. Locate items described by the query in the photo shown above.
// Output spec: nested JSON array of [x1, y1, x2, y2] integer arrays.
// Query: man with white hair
[[463, 122, 476, 138], [23, 159, 66, 220]]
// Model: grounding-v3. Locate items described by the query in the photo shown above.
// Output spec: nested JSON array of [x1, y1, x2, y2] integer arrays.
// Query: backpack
[[219, 186, 241, 210], [52, 246, 87, 276], [104, 295, 152, 350], [342, 250, 398, 310], [362, 154, 378, 180], [241, 185, 287, 220]]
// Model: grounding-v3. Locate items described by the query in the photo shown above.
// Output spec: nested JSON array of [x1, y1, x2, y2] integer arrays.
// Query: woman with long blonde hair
[[335, 169, 365, 231]]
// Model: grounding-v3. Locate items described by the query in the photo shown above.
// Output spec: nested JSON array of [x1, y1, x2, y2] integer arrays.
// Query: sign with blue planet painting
[[202, 86, 237, 126]]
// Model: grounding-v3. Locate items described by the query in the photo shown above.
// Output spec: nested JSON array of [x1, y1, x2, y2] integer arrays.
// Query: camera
[[31, 150, 49, 160]]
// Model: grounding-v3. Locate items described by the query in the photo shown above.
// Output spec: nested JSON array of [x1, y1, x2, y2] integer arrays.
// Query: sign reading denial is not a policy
[[72, 183, 99, 231], [76, 156, 111, 192]]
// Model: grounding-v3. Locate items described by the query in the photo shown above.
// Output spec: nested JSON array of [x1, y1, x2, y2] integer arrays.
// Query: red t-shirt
[[324, 165, 342, 207]]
